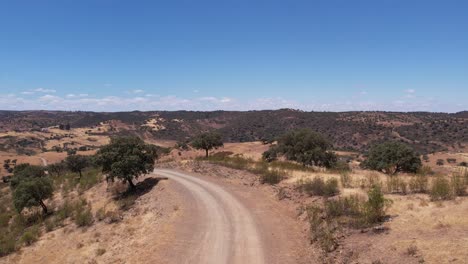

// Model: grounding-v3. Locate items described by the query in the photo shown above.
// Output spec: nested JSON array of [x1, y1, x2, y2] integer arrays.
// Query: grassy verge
[[197, 155, 287, 184]]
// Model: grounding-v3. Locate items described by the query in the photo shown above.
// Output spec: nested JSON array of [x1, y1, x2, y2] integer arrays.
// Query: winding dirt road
[[155, 169, 307, 264]]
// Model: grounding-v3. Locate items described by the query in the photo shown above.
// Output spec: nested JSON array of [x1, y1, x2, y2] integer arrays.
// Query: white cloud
[[0, 93, 464, 113], [129, 89, 144, 94], [34, 88, 56, 93]]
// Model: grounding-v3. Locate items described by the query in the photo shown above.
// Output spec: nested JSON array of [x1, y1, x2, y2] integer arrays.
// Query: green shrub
[[73, 200, 94, 227], [363, 185, 391, 224], [20, 226, 40, 246], [56, 200, 74, 221], [0, 212, 11, 228], [325, 195, 363, 218], [0, 235, 17, 256], [260, 169, 283, 185], [430, 177, 452, 201], [306, 206, 338, 252]]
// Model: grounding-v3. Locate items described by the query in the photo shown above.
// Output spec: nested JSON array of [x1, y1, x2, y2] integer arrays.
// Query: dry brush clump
[[305, 185, 391, 253], [306, 186, 392, 252], [200, 155, 287, 185], [296, 177, 340, 197]]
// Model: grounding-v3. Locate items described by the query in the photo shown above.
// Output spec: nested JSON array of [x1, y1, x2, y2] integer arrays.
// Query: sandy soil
[[1, 174, 182, 264]]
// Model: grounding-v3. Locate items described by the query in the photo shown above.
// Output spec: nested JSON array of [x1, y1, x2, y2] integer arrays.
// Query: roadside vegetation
[[0, 136, 159, 257]]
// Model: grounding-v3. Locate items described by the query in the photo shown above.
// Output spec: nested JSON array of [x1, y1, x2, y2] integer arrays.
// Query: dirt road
[[155, 169, 306, 264]]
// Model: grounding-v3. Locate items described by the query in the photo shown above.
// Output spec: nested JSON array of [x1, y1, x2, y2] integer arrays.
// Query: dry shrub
[[430, 176, 452, 201], [297, 177, 340, 197], [386, 176, 407, 194], [409, 174, 429, 193]]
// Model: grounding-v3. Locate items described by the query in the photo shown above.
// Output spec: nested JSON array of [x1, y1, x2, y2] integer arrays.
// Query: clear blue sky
[[1, 0, 467, 112]]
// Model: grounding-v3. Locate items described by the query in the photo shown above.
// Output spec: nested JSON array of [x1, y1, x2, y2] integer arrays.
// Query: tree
[[264, 129, 337, 168], [13, 177, 53, 214], [361, 141, 422, 174], [95, 136, 158, 190], [65, 155, 89, 179], [191, 132, 224, 157], [10, 164, 46, 188], [47, 162, 66, 177]]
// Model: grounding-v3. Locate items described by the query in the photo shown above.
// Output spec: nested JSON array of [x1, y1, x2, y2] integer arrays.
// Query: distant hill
[[0, 109, 466, 154]]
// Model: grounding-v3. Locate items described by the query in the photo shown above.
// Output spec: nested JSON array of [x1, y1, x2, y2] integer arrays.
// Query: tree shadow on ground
[[113, 177, 168, 210]]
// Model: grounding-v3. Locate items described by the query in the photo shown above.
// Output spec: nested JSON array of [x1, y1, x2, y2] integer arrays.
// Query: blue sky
[[1, 0, 467, 112]]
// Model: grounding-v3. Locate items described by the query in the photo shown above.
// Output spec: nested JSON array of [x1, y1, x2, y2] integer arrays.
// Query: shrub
[[459, 161, 468, 167], [298, 177, 339, 197], [451, 173, 467, 196], [409, 174, 429, 193], [20, 226, 40, 246], [340, 172, 352, 188], [363, 185, 391, 224], [0, 235, 16, 256], [95, 208, 106, 221], [436, 159, 444, 166], [386, 176, 407, 194], [73, 200, 94, 227], [430, 177, 452, 201], [330, 160, 351, 172], [260, 169, 283, 185], [96, 248, 106, 256], [325, 195, 363, 218], [306, 206, 338, 252], [44, 218, 56, 232]]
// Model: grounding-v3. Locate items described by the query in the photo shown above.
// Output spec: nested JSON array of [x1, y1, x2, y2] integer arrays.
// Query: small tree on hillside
[[47, 162, 67, 177], [191, 132, 224, 157], [361, 141, 422, 174], [96, 136, 158, 190], [65, 155, 89, 179], [13, 177, 54, 214], [263, 129, 337, 168], [10, 164, 46, 189]]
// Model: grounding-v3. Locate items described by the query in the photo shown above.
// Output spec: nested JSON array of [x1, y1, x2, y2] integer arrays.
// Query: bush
[[408, 174, 429, 193], [0, 235, 16, 256], [325, 195, 363, 219], [260, 169, 283, 185], [451, 173, 467, 196], [73, 200, 94, 227], [386, 176, 408, 194], [340, 172, 352, 188], [306, 206, 338, 252], [96, 248, 106, 256], [430, 177, 452, 201], [363, 185, 391, 224], [436, 159, 444, 166], [20, 226, 40, 246], [298, 177, 340, 197], [95, 208, 106, 221]]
